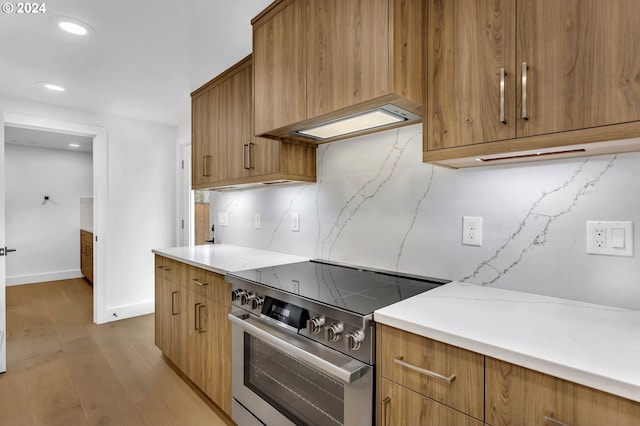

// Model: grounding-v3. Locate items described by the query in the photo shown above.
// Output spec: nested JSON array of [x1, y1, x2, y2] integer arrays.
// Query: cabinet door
[[182, 289, 204, 386], [379, 379, 483, 426], [253, 0, 307, 134], [517, 0, 640, 138], [162, 281, 183, 369], [202, 300, 231, 416], [306, 0, 390, 118], [426, 0, 516, 150], [379, 325, 484, 420], [486, 357, 640, 426], [192, 92, 210, 187], [228, 65, 253, 180], [207, 83, 228, 183]]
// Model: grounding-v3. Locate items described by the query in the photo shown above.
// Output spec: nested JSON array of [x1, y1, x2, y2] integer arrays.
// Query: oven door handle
[[228, 311, 370, 384]]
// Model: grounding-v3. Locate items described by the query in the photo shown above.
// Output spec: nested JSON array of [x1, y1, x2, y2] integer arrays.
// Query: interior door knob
[[0, 247, 17, 256]]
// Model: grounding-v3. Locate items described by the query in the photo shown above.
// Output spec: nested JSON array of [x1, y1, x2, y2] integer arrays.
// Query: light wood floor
[[0, 278, 228, 426]]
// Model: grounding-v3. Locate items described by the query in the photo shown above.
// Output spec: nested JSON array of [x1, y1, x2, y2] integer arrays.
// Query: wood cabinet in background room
[[252, 0, 425, 143], [424, 0, 640, 168], [80, 230, 93, 284], [191, 55, 316, 190], [154, 256, 231, 417]]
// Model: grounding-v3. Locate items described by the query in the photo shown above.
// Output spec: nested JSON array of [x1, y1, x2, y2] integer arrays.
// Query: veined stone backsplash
[[212, 124, 640, 310]]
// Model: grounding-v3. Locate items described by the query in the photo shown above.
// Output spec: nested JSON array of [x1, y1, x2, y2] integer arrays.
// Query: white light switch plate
[[586, 221, 633, 256], [291, 213, 300, 232], [254, 213, 261, 230]]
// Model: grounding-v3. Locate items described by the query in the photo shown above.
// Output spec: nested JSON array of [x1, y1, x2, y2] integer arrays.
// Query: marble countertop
[[152, 244, 309, 275], [375, 282, 640, 403]]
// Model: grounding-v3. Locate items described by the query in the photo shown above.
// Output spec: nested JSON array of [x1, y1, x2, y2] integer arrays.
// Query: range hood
[[291, 104, 421, 142]]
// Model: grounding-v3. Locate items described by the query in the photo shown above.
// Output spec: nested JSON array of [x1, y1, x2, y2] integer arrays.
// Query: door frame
[[2, 112, 108, 325]]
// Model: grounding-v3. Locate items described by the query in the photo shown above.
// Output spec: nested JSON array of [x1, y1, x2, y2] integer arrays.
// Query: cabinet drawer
[[378, 378, 483, 426], [486, 357, 640, 426], [378, 325, 484, 420], [181, 265, 229, 306]]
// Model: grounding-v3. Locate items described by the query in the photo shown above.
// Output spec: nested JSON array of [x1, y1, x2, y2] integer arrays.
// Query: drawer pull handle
[[544, 412, 571, 426], [393, 356, 456, 384], [192, 279, 208, 286]]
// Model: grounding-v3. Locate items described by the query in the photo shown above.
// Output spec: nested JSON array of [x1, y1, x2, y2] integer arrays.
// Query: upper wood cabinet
[[424, 0, 640, 168], [252, 0, 425, 143], [191, 55, 316, 190]]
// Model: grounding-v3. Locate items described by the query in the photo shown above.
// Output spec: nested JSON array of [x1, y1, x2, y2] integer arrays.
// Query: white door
[[180, 143, 193, 246], [0, 110, 7, 372]]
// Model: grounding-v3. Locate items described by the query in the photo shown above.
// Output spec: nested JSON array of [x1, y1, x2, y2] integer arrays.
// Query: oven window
[[244, 333, 345, 426]]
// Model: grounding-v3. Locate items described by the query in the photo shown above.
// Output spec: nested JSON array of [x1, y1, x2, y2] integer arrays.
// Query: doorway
[[1, 112, 107, 328]]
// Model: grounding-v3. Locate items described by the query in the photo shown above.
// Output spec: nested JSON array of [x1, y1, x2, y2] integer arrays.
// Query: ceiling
[[0, 0, 273, 127], [5, 126, 94, 152]]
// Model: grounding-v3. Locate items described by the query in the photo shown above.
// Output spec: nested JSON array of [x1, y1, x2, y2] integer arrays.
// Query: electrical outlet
[[586, 221, 633, 256], [291, 212, 300, 232], [254, 213, 261, 230], [462, 216, 483, 246]]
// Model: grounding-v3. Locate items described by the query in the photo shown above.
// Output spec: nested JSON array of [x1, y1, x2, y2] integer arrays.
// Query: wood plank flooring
[[0, 278, 229, 426]]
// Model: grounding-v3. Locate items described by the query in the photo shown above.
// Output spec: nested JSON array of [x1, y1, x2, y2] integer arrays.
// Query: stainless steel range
[[226, 260, 448, 426]]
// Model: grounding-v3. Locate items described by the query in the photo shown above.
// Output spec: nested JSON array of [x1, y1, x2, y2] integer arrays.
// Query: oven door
[[229, 311, 373, 426]]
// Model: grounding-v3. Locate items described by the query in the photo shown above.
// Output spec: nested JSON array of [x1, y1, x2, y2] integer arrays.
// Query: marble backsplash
[[212, 124, 640, 310]]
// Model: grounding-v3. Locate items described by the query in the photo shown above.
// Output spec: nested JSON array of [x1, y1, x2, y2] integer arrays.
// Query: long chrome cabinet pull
[[192, 278, 208, 286], [393, 356, 456, 384], [194, 303, 201, 330], [198, 304, 206, 333], [544, 412, 571, 426], [171, 291, 178, 315], [500, 68, 507, 123], [382, 396, 391, 426], [522, 62, 528, 120]]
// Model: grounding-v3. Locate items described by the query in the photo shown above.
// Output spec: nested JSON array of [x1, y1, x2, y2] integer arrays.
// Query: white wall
[[5, 144, 92, 285], [213, 124, 640, 311], [1, 95, 177, 323]]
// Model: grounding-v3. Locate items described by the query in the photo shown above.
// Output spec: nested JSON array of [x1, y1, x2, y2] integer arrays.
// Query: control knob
[[251, 296, 265, 310], [345, 329, 365, 351], [231, 289, 246, 302], [241, 292, 255, 306], [326, 322, 344, 342], [307, 316, 325, 334]]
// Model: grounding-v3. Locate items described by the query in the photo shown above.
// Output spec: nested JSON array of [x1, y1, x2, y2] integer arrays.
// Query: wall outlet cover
[[462, 216, 483, 246], [586, 221, 633, 256]]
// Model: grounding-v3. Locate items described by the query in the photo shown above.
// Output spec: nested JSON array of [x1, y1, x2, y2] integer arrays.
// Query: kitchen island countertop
[[375, 281, 640, 403], [152, 244, 309, 275]]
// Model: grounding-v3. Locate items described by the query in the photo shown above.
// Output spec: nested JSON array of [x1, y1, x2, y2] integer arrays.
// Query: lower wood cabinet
[[379, 378, 483, 426], [376, 324, 640, 426], [485, 357, 640, 426], [80, 230, 93, 284], [154, 255, 231, 416]]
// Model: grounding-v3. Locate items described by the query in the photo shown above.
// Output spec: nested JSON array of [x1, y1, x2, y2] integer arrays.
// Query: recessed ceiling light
[[38, 81, 66, 92], [48, 16, 95, 36], [69, 144, 80, 148]]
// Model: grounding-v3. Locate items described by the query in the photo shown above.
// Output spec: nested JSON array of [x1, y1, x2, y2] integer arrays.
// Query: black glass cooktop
[[227, 260, 448, 316]]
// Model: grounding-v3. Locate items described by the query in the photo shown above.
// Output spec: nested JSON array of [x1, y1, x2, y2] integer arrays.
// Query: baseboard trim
[[6, 270, 84, 286], [98, 300, 155, 324]]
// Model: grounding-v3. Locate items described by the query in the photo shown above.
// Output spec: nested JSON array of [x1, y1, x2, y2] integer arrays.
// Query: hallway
[[0, 279, 227, 426]]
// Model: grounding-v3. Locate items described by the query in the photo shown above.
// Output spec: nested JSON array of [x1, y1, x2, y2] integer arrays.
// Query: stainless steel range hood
[[291, 104, 421, 142]]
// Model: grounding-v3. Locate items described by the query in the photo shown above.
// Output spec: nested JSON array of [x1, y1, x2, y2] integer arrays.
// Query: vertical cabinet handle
[[194, 303, 201, 330], [171, 291, 178, 315], [382, 396, 391, 426], [500, 68, 507, 124], [203, 155, 212, 177], [198, 304, 206, 333], [243, 144, 250, 169], [544, 412, 571, 426], [522, 62, 529, 120]]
